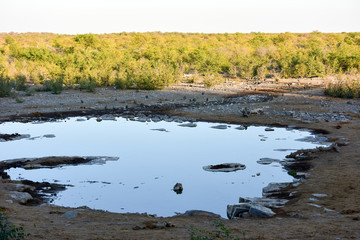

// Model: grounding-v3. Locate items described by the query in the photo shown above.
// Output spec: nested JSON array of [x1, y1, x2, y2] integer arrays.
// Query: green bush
[[0, 211, 26, 240], [79, 77, 97, 92], [203, 72, 223, 88], [14, 75, 28, 91], [42, 78, 63, 94], [114, 76, 126, 90], [0, 75, 14, 97]]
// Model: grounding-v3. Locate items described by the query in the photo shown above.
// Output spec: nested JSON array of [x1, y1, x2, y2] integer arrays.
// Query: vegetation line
[[0, 32, 359, 97]]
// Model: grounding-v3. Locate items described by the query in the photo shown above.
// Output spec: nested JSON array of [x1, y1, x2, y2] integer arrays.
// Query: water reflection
[[1, 117, 327, 217]]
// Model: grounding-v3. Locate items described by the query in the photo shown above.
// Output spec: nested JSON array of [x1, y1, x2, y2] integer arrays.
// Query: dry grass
[[325, 74, 360, 98]]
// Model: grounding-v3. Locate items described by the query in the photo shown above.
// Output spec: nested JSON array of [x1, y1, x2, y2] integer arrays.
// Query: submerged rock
[[256, 158, 280, 165], [151, 128, 169, 132], [43, 134, 56, 138], [203, 163, 246, 172], [211, 125, 228, 130]]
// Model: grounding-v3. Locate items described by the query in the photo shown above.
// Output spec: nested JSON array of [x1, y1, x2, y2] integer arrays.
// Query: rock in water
[[211, 125, 228, 130], [173, 183, 183, 194], [178, 122, 197, 128], [203, 163, 246, 172], [256, 158, 280, 165]]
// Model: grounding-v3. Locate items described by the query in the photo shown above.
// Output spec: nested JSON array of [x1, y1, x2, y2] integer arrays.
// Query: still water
[[0, 117, 327, 217]]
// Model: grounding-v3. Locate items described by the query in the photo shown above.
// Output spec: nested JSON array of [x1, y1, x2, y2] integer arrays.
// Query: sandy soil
[[0, 78, 359, 239]]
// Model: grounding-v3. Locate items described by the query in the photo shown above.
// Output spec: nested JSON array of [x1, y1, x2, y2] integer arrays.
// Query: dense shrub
[[0, 32, 359, 94], [0, 75, 13, 97]]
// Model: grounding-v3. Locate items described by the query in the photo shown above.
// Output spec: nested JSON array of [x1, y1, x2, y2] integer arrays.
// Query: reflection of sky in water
[[0, 118, 326, 217]]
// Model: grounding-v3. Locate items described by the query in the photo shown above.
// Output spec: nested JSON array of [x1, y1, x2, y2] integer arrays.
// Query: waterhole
[[0, 117, 328, 217]]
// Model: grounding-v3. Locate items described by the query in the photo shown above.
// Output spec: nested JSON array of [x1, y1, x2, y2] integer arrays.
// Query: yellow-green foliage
[[0, 32, 360, 91]]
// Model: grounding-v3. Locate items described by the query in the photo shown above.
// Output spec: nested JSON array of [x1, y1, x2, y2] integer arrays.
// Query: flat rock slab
[[239, 197, 289, 208], [262, 182, 292, 196], [249, 204, 275, 217]]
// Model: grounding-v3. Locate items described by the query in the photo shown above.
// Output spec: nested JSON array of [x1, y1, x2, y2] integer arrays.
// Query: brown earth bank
[[0, 79, 360, 239]]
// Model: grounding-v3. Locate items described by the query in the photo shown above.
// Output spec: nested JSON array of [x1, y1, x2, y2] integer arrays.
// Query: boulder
[[173, 183, 183, 194], [227, 203, 252, 219], [249, 204, 275, 217], [265, 128, 274, 131], [7, 191, 33, 204]]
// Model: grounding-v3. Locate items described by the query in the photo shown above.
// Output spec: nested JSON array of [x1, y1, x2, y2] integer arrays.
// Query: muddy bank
[[0, 80, 360, 239]]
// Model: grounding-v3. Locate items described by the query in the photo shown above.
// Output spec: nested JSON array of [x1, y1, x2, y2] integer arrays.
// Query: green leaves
[[0, 211, 27, 240], [0, 32, 359, 93]]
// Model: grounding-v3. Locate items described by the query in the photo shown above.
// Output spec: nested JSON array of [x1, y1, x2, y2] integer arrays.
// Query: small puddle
[[0, 117, 328, 217]]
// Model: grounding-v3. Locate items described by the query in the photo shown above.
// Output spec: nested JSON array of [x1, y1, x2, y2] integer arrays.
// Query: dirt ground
[[0, 78, 359, 239]]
